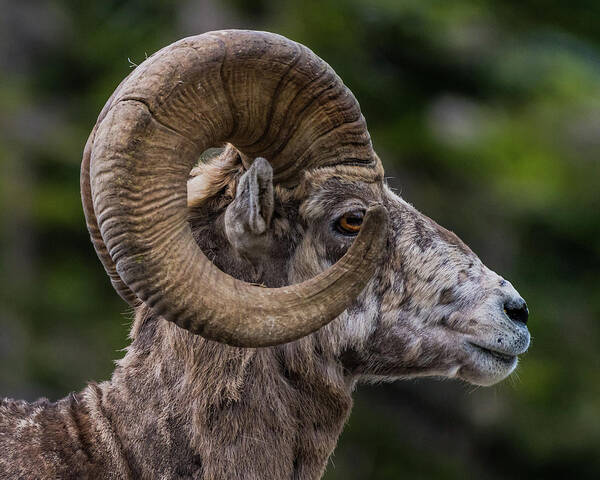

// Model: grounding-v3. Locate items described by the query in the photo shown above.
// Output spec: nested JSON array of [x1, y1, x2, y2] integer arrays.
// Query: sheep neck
[[95, 311, 354, 479]]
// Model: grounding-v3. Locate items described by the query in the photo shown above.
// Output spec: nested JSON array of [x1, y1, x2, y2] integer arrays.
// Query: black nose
[[504, 298, 529, 324]]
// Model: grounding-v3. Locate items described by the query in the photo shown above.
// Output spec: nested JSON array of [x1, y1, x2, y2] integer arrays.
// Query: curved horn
[[81, 76, 138, 306], [86, 30, 387, 347]]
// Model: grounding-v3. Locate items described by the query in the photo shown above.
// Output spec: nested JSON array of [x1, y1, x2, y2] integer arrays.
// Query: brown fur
[[0, 146, 529, 479]]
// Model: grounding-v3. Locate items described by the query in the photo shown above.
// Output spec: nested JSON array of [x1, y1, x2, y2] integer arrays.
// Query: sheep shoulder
[[0, 387, 131, 479]]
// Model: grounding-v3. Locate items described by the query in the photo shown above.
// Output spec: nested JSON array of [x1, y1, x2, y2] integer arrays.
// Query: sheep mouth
[[468, 342, 516, 364], [457, 341, 521, 386]]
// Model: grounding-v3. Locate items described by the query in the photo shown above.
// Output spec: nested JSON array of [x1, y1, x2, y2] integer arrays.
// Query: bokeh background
[[1, 0, 599, 478]]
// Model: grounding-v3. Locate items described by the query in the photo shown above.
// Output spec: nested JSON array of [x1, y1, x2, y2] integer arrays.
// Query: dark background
[[1, 1, 599, 478]]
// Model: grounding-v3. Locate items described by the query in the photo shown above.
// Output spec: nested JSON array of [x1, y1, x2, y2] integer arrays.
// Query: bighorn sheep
[[0, 30, 530, 479]]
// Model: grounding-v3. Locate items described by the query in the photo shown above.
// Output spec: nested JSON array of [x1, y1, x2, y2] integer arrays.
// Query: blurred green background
[[1, 0, 599, 478]]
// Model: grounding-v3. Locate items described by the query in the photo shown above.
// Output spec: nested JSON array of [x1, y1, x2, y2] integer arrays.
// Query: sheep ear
[[224, 157, 274, 258]]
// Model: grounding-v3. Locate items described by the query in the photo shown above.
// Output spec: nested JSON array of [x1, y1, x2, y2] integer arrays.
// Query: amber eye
[[335, 210, 364, 235]]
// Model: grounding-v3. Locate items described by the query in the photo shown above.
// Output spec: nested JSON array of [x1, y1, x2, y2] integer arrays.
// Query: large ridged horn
[[83, 30, 387, 347]]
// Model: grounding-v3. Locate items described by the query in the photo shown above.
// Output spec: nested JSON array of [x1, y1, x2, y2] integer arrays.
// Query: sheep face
[[189, 153, 530, 387]]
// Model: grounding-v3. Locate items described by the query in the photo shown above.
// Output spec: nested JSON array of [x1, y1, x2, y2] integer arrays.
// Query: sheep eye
[[335, 211, 364, 235]]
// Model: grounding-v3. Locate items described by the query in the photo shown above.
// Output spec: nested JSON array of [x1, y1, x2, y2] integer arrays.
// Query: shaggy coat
[[0, 148, 529, 479]]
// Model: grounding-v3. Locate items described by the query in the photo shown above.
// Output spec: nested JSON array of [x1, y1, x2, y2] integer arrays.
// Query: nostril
[[504, 298, 529, 324]]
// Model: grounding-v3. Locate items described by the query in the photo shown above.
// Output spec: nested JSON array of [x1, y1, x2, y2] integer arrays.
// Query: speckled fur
[[0, 146, 529, 479]]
